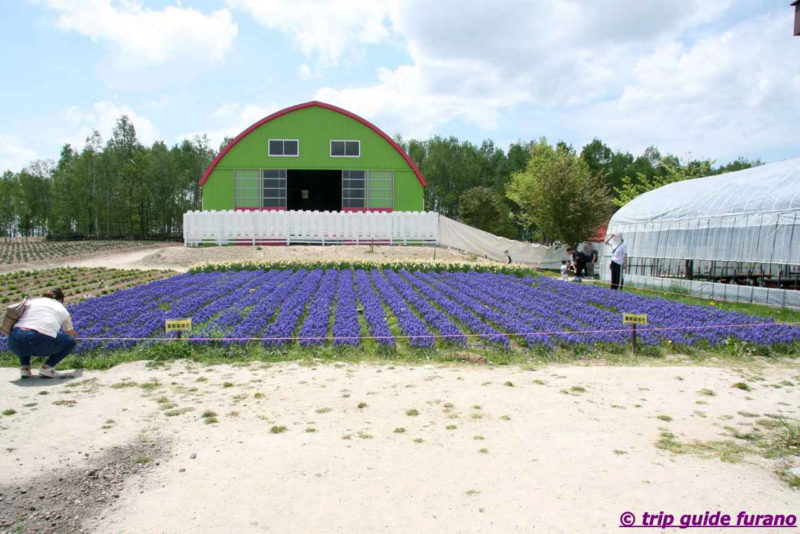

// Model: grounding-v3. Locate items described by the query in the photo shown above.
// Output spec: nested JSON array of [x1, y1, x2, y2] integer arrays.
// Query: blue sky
[[0, 0, 798, 172]]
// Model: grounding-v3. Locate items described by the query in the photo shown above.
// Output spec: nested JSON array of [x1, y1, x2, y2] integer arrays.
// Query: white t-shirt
[[15, 297, 74, 338], [610, 242, 628, 265]]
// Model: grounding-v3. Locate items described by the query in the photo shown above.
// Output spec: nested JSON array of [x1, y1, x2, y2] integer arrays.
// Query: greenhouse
[[600, 157, 800, 308]]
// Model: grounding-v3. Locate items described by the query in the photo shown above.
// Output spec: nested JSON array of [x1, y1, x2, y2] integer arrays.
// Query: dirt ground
[[57, 244, 488, 273], [1, 359, 799, 533]]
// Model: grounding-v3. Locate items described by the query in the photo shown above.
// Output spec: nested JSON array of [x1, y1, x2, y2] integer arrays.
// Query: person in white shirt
[[605, 233, 628, 290], [560, 260, 569, 281], [7, 288, 77, 378]]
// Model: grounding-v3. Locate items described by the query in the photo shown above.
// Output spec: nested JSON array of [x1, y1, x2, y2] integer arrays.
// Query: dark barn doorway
[[287, 170, 342, 211]]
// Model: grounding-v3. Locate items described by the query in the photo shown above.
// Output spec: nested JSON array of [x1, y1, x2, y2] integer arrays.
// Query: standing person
[[7, 288, 77, 378], [504, 250, 512, 265], [606, 233, 628, 290], [560, 260, 569, 281], [582, 242, 596, 277]]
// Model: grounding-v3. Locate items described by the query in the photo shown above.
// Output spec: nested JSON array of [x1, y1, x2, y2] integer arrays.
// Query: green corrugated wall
[[202, 106, 424, 211]]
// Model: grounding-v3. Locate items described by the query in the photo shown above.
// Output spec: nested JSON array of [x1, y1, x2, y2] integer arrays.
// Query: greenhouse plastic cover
[[607, 157, 800, 264]]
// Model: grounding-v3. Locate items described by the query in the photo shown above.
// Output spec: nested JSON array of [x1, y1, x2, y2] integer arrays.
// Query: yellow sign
[[165, 319, 192, 332], [622, 313, 647, 325]]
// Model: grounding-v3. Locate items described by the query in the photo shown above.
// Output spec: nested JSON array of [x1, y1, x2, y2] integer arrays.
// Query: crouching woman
[[8, 288, 77, 379]]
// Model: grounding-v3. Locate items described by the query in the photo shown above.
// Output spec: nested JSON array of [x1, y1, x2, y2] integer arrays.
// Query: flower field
[[0, 267, 174, 304], [0, 240, 158, 266], [2, 267, 798, 355]]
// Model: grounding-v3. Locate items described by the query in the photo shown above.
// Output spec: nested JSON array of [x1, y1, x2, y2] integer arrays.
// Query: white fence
[[183, 210, 568, 268], [183, 210, 439, 246]]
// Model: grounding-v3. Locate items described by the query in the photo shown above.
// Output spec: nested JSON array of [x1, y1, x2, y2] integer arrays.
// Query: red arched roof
[[199, 100, 426, 187]]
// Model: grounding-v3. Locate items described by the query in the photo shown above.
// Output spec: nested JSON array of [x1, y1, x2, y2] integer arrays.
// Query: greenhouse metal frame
[[600, 157, 800, 308]]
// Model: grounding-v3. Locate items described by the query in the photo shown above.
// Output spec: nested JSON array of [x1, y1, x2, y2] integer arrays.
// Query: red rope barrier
[[76, 320, 796, 342]]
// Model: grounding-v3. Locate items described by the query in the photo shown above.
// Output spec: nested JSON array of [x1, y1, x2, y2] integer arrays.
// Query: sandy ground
[[54, 244, 488, 273], [0, 244, 182, 273], [2, 359, 799, 533]]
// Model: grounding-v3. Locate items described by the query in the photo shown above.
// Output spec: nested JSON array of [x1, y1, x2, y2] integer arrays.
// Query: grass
[[393, 427, 406, 433], [2, 326, 797, 373], [405, 408, 419, 416], [656, 431, 750, 463], [2, 409, 16, 416], [656, 418, 800, 488], [696, 388, 716, 397], [164, 407, 194, 417], [315, 407, 332, 414], [111, 380, 137, 389], [656, 415, 673, 422], [270, 425, 288, 434], [732, 382, 751, 391], [357, 402, 368, 409], [201, 410, 218, 424]]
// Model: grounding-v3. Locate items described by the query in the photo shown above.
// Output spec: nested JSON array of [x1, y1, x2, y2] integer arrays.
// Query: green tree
[[507, 139, 613, 246], [458, 186, 515, 237]]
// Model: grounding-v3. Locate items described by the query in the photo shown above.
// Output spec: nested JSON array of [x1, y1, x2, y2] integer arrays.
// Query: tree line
[[400, 136, 759, 245], [0, 117, 214, 239], [0, 115, 759, 244]]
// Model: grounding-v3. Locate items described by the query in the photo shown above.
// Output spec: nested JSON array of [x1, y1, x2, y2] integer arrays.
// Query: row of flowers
[[188, 258, 538, 276], [1, 267, 798, 354]]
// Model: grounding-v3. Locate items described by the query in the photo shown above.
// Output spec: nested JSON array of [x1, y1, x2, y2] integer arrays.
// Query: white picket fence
[[183, 210, 440, 246]]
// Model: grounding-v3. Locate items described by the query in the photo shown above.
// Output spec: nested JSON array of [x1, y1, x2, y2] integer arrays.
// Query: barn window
[[268, 139, 299, 157], [331, 140, 360, 158], [368, 171, 394, 209], [342, 170, 365, 208], [262, 170, 287, 208], [234, 169, 261, 209]]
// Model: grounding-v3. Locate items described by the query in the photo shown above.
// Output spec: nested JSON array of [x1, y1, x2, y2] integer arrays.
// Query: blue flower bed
[[2, 269, 798, 354]]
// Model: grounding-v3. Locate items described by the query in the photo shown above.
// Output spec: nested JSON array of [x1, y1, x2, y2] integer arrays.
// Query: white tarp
[[438, 215, 566, 268]]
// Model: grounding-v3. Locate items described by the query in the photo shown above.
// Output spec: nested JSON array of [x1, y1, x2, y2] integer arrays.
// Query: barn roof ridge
[[199, 100, 426, 187]]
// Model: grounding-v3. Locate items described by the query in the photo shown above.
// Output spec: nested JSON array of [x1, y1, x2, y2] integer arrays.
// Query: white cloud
[[309, 1, 798, 162], [225, 0, 394, 66], [569, 11, 800, 160], [225, 0, 741, 140], [145, 95, 170, 110], [44, 0, 238, 68], [0, 135, 39, 173], [180, 102, 279, 150], [62, 100, 159, 149]]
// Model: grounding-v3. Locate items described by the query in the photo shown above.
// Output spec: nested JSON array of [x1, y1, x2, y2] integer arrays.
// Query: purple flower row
[[3, 268, 798, 355]]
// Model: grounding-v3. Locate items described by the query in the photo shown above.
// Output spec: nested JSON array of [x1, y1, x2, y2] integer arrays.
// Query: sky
[[0, 0, 798, 173]]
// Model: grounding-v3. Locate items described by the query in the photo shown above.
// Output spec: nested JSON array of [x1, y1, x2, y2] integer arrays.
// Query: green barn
[[200, 101, 426, 212]]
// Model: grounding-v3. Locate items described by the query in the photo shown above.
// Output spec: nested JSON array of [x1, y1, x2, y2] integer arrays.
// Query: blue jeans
[[7, 328, 76, 368]]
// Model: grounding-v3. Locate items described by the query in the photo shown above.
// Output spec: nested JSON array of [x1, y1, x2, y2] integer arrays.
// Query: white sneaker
[[20, 366, 31, 379], [39, 365, 59, 378]]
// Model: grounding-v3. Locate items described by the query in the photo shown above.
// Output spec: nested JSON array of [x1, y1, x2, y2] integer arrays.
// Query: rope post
[[631, 323, 637, 353]]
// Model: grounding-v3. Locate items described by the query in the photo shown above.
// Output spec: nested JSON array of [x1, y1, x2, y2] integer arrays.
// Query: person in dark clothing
[[504, 250, 512, 265], [565, 247, 586, 280]]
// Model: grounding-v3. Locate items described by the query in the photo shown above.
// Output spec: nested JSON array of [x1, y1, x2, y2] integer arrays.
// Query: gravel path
[[0, 438, 168, 534]]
